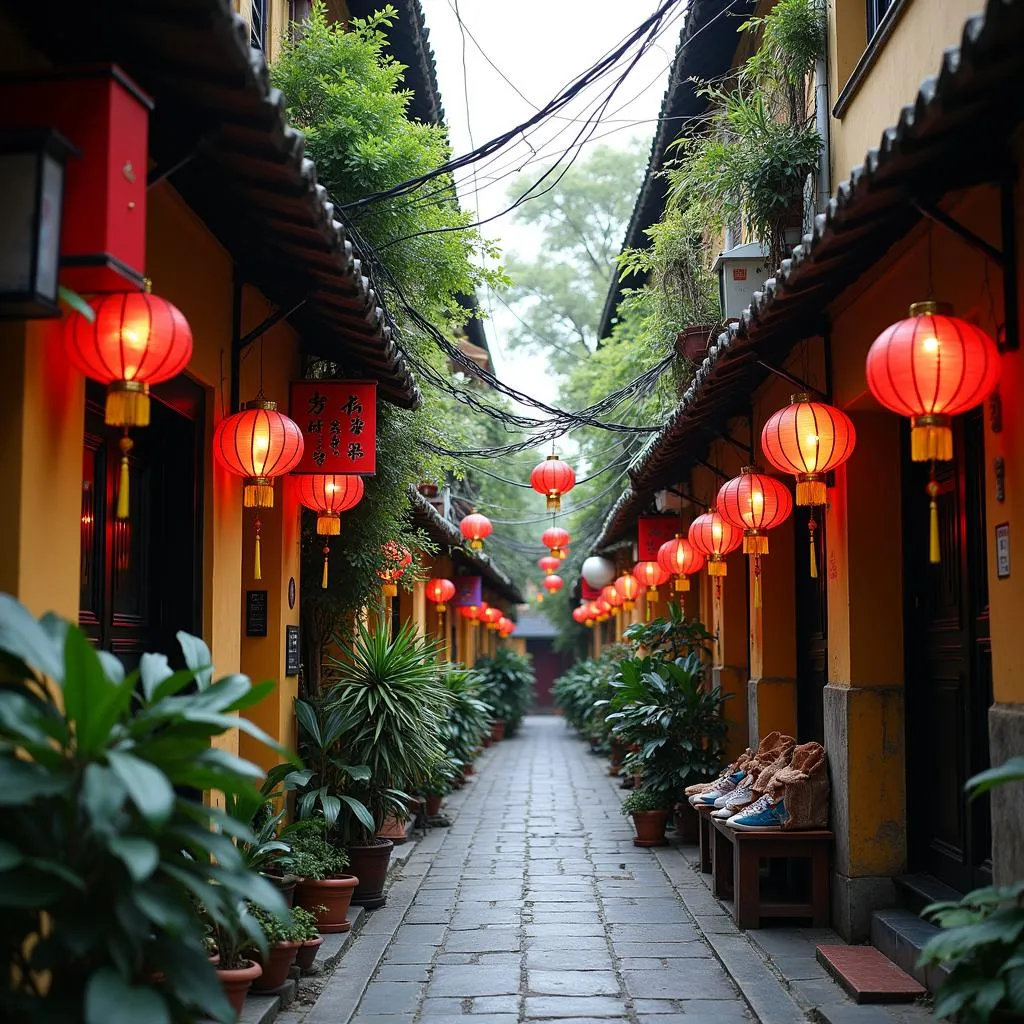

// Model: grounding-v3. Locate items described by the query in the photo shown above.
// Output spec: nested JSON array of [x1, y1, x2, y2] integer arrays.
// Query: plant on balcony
[[0, 595, 290, 1024], [918, 758, 1024, 1023], [472, 648, 535, 737]]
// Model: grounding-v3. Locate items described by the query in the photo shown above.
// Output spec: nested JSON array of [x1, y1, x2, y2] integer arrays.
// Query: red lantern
[[717, 468, 793, 556], [64, 289, 194, 521], [426, 577, 456, 615], [541, 526, 570, 559], [538, 555, 561, 575], [601, 584, 623, 609], [594, 598, 612, 622], [377, 542, 412, 598], [542, 574, 564, 594], [688, 509, 742, 577], [459, 604, 483, 627], [657, 535, 706, 593], [296, 474, 365, 589], [583, 601, 600, 626], [213, 398, 304, 580], [483, 606, 503, 630], [613, 573, 640, 611], [64, 290, 194, 428], [460, 512, 493, 551], [498, 616, 514, 637], [572, 605, 587, 625], [866, 301, 1000, 463], [530, 454, 576, 511], [634, 560, 669, 598]]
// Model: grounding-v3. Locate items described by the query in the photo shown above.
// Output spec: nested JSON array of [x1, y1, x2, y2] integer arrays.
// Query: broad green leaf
[[85, 967, 170, 1024], [139, 653, 173, 701], [0, 596, 64, 681], [176, 631, 213, 689], [108, 836, 159, 882], [0, 758, 69, 803], [107, 750, 175, 826], [341, 793, 375, 832]]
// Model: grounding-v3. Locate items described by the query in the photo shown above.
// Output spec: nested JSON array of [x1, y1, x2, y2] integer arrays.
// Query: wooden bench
[[710, 815, 832, 929], [695, 803, 715, 874]]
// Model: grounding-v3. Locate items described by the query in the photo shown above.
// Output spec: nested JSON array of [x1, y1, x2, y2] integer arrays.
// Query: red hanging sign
[[637, 515, 680, 561], [290, 381, 377, 475], [454, 576, 483, 608], [581, 580, 602, 601]]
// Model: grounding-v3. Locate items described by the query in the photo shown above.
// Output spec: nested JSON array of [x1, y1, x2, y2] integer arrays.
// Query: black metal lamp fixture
[[0, 128, 78, 318]]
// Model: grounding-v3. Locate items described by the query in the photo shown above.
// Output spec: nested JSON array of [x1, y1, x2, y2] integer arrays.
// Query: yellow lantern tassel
[[322, 544, 330, 589], [927, 473, 940, 564], [106, 382, 150, 428], [254, 517, 262, 580], [116, 435, 133, 520], [753, 555, 762, 610], [808, 514, 818, 579]]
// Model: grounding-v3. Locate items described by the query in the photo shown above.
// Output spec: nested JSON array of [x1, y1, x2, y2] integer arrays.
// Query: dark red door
[[527, 639, 562, 710]]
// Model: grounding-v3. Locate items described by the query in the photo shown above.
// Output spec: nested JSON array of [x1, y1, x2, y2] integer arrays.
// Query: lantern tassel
[[928, 471, 940, 564], [254, 517, 262, 581], [753, 554, 762, 610], [116, 435, 133, 520], [322, 544, 330, 590], [808, 514, 818, 579]]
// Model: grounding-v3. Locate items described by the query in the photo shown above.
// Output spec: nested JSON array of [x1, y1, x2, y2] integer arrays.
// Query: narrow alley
[[288, 718, 931, 1024]]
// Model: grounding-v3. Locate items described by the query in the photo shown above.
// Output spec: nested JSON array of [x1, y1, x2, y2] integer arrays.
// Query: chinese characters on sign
[[290, 381, 377, 475], [637, 515, 680, 561]]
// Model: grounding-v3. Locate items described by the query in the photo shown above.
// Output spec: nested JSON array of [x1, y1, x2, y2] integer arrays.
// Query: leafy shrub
[[473, 649, 535, 735], [621, 788, 672, 814]]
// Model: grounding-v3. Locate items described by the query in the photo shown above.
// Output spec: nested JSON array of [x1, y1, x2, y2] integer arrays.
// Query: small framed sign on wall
[[996, 523, 1011, 579]]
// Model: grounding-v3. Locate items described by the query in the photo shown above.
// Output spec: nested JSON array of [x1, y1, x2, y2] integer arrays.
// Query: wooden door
[[795, 506, 827, 744], [902, 409, 992, 892], [79, 378, 204, 671]]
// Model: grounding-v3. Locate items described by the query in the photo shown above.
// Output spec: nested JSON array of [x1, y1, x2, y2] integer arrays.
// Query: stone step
[[816, 944, 926, 1003], [893, 872, 963, 916], [870, 906, 950, 992]]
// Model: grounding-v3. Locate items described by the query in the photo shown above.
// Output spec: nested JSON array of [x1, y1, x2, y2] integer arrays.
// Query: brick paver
[[343, 715, 756, 1023]]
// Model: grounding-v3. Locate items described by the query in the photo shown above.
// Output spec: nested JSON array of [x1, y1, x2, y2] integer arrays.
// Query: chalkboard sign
[[285, 625, 300, 677], [246, 590, 268, 637]]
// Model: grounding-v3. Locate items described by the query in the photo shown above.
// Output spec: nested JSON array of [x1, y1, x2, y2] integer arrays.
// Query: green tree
[[504, 143, 647, 373]]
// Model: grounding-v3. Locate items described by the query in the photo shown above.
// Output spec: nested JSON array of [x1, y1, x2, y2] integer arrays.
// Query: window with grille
[[251, 0, 267, 51], [866, 0, 897, 38]]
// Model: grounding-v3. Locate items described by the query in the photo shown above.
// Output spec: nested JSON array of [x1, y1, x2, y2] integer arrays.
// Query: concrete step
[[870, 906, 950, 992], [893, 872, 963, 916]]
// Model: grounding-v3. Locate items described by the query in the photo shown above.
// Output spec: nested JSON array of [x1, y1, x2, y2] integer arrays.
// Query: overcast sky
[[418, 0, 684, 406]]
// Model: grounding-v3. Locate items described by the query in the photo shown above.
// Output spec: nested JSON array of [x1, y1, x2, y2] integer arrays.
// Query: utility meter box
[[713, 241, 770, 322]]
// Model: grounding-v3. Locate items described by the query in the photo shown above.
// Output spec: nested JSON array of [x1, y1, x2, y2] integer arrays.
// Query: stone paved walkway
[[306, 715, 763, 1024]]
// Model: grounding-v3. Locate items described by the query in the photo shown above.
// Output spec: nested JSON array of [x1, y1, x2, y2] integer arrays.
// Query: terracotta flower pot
[[609, 740, 626, 775], [426, 794, 442, 817], [377, 811, 409, 844], [295, 935, 324, 973], [349, 839, 394, 909], [216, 959, 262, 1015], [631, 809, 670, 847], [673, 801, 699, 844], [295, 874, 359, 933], [482, 733, 493, 748], [490, 719, 506, 742], [463, 762, 475, 777], [253, 940, 301, 992], [675, 324, 718, 364]]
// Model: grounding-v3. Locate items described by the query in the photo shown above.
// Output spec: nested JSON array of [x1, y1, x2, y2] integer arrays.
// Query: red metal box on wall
[[0, 65, 152, 292]]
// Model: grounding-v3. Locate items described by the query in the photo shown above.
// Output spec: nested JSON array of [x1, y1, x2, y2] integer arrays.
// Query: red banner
[[581, 580, 602, 601], [290, 381, 377, 475], [637, 515, 680, 561], [454, 576, 482, 607]]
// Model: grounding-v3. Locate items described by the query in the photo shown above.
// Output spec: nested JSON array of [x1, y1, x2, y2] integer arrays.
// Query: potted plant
[[286, 819, 359, 933], [248, 904, 305, 992], [0, 596, 291, 1024], [323, 621, 452, 908], [200, 900, 267, 1012], [918, 757, 1024, 1022], [622, 788, 673, 847], [224, 786, 297, 906], [293, 905, 325, 973], [473, 648, 535, 737]]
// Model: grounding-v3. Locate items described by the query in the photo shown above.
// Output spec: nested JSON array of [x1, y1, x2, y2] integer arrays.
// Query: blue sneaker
[[692, 771, 745, 806], [727, 794, 786, 831]]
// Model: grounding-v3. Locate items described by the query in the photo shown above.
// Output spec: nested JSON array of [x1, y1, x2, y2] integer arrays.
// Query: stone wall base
[[831, 872, 896, 942], [989, 702, 1024, 886]]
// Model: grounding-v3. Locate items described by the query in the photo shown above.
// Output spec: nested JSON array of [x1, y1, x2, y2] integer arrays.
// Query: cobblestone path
[[323, 715, 757, 1024]]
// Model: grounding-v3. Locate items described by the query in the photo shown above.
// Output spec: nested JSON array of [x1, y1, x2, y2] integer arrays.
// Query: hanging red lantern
[[542, 573, 564, 594], [572, 605, 588, 625], [688, 509, 742, 577], [633, 560, 669, 598], [583, 600, 600, 626], [498, 616, 514, 637], [718, 468, 793, 608], [594, 597, 612, 622], [64, 288, 194, 520], [866, 301, 1000, 463], [541, 526, 570, 559], [296, 474, 365, 589], [613, 573, 640, 611], [483, 606, 503, 630], [460, 512, 493, 551], [601, 584, 623, 610], [426, 577, 456, 616], [761, 394, 855, 578], [459, 604, 483, 626], [657, 535, 706, 593], [538, 555, 562, 575], [213, 398, 305, 580], [377, 542, 412, 598], [866, 301, 1001, 564], [530, 454, 576, 511]]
